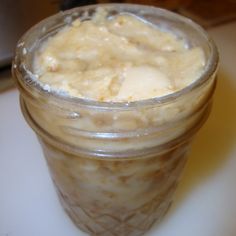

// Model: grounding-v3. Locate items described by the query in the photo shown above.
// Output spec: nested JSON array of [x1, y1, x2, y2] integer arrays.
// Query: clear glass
[[12, 4, 218, 236]]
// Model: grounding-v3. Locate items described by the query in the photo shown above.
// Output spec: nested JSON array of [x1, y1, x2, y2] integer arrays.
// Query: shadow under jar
[[12, 4, 218, 236]]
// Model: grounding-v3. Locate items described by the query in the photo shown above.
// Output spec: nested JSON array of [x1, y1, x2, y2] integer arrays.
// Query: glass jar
[[12, 4, 218, 236]]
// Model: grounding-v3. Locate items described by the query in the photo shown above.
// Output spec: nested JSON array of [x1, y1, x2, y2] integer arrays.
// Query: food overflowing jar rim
[[12, 3, 219, 111]]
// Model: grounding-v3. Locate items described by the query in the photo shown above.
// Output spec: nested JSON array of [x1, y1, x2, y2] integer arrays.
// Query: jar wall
[[40, 136, 190, 236]]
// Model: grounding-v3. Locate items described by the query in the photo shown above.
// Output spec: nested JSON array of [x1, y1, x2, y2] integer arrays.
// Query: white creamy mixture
[[33, 11, 205, 102]]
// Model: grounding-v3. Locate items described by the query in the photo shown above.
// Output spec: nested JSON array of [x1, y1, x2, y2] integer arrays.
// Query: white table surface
[[1, 22, 236, 236]]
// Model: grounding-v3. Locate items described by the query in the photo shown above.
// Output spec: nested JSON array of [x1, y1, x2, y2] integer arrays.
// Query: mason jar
[[12, 4, 218, 236]]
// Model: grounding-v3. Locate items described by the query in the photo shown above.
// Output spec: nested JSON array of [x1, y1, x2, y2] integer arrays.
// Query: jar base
[[56, 185, 174, 236]]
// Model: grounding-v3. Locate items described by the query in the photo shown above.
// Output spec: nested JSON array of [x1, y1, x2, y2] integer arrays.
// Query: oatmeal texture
[[34, 13, 205, 102], [26, 10, 213, 152]]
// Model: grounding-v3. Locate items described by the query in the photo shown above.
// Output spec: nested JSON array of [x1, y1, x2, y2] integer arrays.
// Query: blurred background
[[0, 0, 236, 90]]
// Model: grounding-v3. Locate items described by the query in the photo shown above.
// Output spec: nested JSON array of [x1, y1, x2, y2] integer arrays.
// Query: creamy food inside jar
[[12, 4, 218, 236]]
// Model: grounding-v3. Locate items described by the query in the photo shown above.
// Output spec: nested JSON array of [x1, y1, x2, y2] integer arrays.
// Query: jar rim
[[13, 3, 219, 110]]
